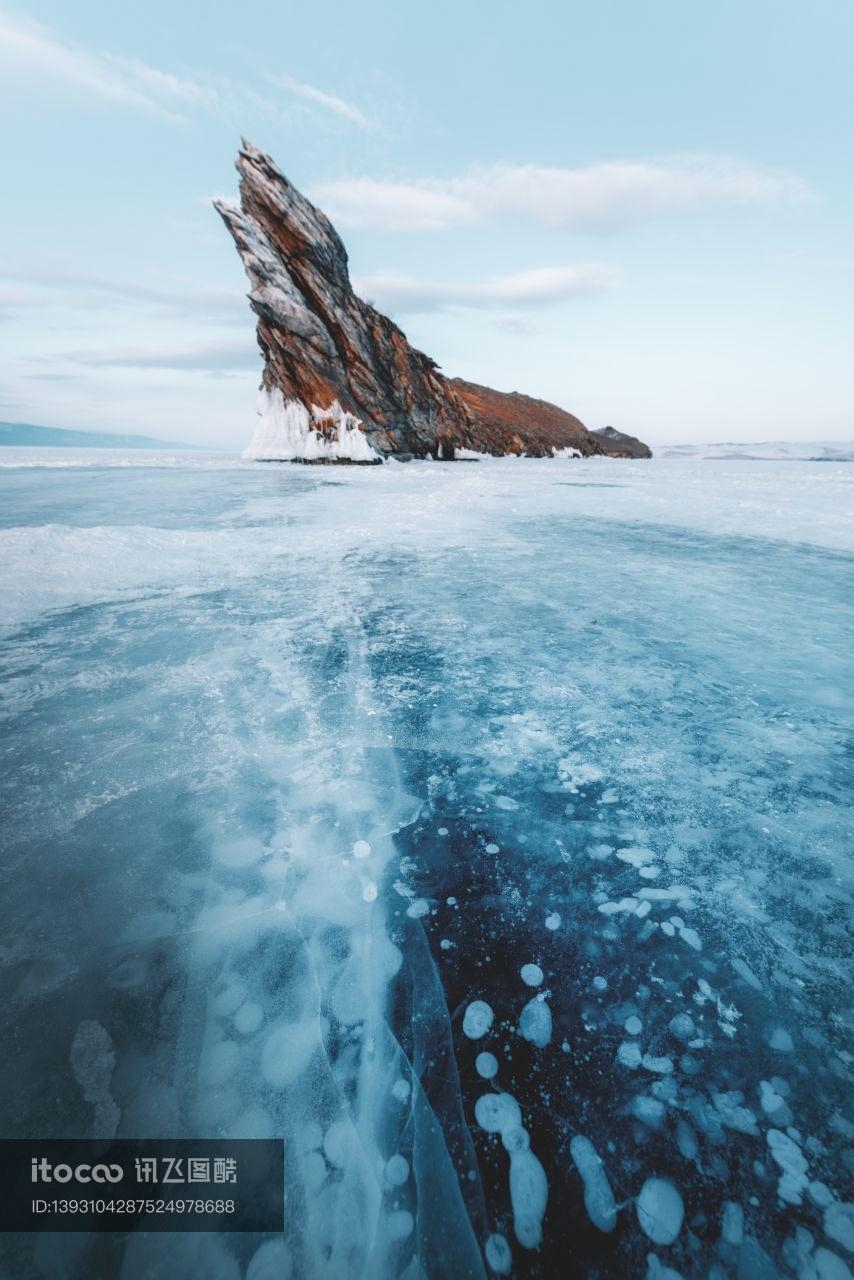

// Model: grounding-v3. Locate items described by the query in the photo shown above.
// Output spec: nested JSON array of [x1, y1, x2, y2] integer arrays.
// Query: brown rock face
[[214, 141, 609, 458]]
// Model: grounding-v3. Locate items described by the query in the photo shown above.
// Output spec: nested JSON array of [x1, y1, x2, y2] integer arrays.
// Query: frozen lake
[[1, 452, 852, 1280]]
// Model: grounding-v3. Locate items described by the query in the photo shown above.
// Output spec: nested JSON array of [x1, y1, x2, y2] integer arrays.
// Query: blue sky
[[1, 0, 852, 446]]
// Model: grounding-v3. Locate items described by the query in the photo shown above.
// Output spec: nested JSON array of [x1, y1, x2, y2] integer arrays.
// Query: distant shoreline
[[0, 421, 203, 451]]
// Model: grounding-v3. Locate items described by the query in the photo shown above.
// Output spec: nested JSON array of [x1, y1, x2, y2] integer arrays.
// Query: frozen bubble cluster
[[1, 454, 852, 1279]]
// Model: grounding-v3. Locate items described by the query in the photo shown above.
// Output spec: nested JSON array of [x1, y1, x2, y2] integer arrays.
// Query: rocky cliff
[[215, 142, 640, 461]]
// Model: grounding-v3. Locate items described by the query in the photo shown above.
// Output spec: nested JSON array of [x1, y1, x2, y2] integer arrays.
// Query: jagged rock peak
[[215, 141, 636, 461]]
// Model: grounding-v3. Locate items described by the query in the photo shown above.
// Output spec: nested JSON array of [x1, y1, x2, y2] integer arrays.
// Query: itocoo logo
[[31, 1159, 123, 1184]]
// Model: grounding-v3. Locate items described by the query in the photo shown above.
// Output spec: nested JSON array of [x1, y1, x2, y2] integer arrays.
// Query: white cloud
[[271, 74, 371, 128], [354, 263, 617, 314], [316, 156, 810, 233], [45, 340, 259, 372], [315, 179, 469, 231]]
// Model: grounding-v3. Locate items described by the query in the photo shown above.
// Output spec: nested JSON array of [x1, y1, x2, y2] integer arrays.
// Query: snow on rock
[[243, 390, 380, 463], [570, 1135, 618, 1232], [636, 1177, 685, 1246]]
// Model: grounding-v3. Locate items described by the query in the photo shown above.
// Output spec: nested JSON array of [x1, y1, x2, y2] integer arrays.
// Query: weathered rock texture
[[590, 425, 653, 459], [215, 141, 646, 459]]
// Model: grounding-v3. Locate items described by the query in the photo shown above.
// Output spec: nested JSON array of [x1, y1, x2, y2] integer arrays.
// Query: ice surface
[[1, 451, 852, 1279]]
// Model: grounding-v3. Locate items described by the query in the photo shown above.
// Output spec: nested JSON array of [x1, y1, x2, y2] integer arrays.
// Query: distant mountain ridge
[[658, 440, 854, 462], [0, 422, 202, 450]]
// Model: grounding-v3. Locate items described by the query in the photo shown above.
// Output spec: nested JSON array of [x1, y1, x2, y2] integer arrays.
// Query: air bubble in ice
[[570, 1135, 617, 1232], [475, 1092, 522, 1134], [519, 996, 552, 1048], [485, 1233, 512, 1274], [521, 963, 544, 987], [668, 1013, 695, 1042], [463, 1000, 494, 1039], [387, 1209, 414, 1240], [636, 1177, 684, 1245], [234, 1002, 264, 1035], [385, 1154, 410, 1187]]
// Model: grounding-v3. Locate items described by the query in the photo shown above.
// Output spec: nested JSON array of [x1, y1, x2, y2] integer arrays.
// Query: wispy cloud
[[41, 340, 259, 372], [355, 263, 616, 314], [0, 10, 372, 129], [0, 263, 246, 323], [317, 157, 810, 233], [270, 74, 371, 129], [0, 11, 214, 121], [497, 316, 541, 335]]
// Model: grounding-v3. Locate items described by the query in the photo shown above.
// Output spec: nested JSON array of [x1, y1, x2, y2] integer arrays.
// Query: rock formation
[[590, 425, 653, 459], [215, 141, 649, 461]]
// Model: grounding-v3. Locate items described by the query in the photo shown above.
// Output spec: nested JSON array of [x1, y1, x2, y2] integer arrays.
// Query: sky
[[1, 0, 852, 448]]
